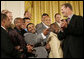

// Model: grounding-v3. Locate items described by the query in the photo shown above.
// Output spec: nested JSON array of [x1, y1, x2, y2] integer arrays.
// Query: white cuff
[[41, 33, 46, 39]]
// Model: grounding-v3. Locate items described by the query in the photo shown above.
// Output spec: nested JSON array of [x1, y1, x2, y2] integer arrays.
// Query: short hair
[[1, 13, 8, 22], [26, 23, 34, 29], [42, 13, 49, 18], [23, 17, 30, 23], [54, 13, 60, 18], [50, 23, 60, 32], [1, 10, 12, 15], [14, 17, 23, 24], [50, 23, 59, 29], [24, 11, 28, 16], [62, 3, 72, 11]]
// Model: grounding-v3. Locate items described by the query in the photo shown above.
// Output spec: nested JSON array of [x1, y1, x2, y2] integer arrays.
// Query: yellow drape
[[25, 1, 83, 25]]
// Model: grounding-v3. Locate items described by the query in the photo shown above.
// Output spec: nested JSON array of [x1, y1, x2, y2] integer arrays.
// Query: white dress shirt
[[41, 22, 49, 39], [41, 33, 46, 39], [56, 22, 61, 28], [68, 14, 74, 20], [42, 22, 49, 29], [1, 25, 6, 31]]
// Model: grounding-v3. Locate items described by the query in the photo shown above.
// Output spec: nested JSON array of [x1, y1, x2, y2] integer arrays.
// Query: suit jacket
[[1, 27, 21, 58], [8, 28, 27, 56], [36, 22, 49, 46], [24, 32, 48, 58], [36, 22, 47, 34], [26, 47, 48, 58], [24, 32, 45, 47], [14, 27, 27, 37], [8, 28, 26, 47], [58, 14, 83, 58], [53, 22, 61, 29]]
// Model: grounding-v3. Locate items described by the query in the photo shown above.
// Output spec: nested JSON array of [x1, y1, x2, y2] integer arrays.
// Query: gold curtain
[[25, 1, 83, 25]]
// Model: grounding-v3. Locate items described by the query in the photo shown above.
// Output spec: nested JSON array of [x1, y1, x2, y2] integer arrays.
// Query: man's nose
[[31, 28, 34, 30]]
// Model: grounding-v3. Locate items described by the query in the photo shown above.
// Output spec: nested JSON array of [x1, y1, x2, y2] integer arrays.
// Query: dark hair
[[14, 17, 23, 24], [50, 23, 59, 29], [54, 13, 60, 18], [1, 10, 12, 15], [1, 13, 8, 21], [50, 23, 60, 33], [24, 11, 28, 16], [42, 13, 49, 18], [26, 23, 34, 29], [23, 17, 30, 23], [62, 3, 72, 11]]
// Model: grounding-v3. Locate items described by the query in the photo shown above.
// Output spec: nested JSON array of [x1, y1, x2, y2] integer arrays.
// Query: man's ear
[[2, 19, 6, 23], [41, 19, 44, 22]]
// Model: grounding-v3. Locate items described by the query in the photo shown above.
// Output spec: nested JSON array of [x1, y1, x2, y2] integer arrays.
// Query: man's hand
[[15, 46, 23, 52], [26, 44, 33, 53], [61, 20, 68, 29], [43, 28, 50, 36], [15, 46, 20, 50], [46, 43, 51, 50]]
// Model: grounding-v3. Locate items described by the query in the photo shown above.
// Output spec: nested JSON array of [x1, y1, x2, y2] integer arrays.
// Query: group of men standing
[[1, 3, 83, 58]]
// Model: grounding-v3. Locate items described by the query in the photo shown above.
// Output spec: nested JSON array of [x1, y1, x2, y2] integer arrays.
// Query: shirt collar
[[68, 14, 74, 19], [56, 22, 61, 27], [42, 22, 49, 28], [1, 25, 6, 30], [24, 28, 28, 32]]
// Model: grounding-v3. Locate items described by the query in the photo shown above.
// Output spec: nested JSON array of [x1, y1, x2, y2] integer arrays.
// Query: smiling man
[[57, 3, 83, 58], [24, 23, 50, 58]]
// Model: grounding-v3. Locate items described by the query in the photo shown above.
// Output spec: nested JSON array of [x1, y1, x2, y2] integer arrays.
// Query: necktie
[[67, 18, 70, 24]]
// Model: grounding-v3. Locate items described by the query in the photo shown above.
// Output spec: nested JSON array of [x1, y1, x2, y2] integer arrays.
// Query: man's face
[[42, 15, 48, 22], [5, 17, 11, 28], [26, 44, 33, 53], [50, 24, 59, 33], [16, 19, 24, 29], [55, 15, 61, 22], [25, 19, 31, 26], [6, 13, 13, 20], [61, 5, 68, 17], [27, 24, 36, 33], [43, 17, 51, 26], [25, 12, 32, 19]]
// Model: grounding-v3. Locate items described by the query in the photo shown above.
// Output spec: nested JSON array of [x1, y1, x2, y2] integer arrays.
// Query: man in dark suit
[[53, 13, 62, 28], [1, 14, 22, 58], [14, 17, 27, 37], [53, 13, 64, 33], [57, 3, 83, 58]]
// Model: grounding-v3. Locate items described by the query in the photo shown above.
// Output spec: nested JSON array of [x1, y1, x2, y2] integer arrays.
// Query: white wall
[[1, 1, 24, 24]]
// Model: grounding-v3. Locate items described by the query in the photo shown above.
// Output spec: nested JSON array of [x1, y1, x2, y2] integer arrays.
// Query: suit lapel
[[41, 22, 47, 29], [55, 22, 60, 28], [1, 27, 8, 34], [68, 14, 76, 25]]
